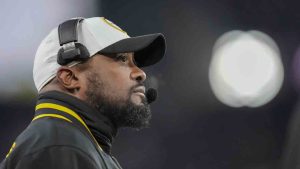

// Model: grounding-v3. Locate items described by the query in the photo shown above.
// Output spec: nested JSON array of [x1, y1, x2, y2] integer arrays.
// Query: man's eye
[[116, 55, 128, 62]]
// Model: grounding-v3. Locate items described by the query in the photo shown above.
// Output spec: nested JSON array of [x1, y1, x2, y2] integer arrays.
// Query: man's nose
[[130, 66, 146, 83]]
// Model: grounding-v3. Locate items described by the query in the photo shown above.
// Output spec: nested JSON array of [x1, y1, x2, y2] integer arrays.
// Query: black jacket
[[0, 91, 122, 169]]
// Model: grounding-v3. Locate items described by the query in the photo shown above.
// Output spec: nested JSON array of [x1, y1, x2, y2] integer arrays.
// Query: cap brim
[[100, 33, 166, 67]]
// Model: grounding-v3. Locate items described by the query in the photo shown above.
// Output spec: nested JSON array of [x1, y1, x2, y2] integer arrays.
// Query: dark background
[[1, 0, 300, 169]]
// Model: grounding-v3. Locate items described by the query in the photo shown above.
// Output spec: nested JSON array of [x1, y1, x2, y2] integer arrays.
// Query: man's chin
[[118, 100, 152, 129], [130, 94, 147, 106]]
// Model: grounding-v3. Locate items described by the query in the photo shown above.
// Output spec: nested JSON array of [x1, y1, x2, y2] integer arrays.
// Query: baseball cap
[[33, 17, 166, 91]]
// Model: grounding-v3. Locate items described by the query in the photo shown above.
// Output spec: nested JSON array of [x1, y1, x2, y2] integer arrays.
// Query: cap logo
[[101, 17, 127, 34]]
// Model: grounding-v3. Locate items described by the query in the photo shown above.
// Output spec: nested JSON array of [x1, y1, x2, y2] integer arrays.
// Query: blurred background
[[1, 0, 300, 169]]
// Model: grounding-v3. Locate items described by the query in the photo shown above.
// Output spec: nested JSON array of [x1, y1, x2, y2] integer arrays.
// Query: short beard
[[85, 72, 151, 129]]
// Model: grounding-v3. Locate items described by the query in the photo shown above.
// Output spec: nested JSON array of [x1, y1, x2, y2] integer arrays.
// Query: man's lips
[[132, 86, 146, 97]]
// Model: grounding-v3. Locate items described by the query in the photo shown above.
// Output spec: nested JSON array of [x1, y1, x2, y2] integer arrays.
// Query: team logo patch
[[101, 17, 127, 34]]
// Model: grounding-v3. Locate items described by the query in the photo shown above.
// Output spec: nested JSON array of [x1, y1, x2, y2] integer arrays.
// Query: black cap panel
[[100, 33, 166, 67]]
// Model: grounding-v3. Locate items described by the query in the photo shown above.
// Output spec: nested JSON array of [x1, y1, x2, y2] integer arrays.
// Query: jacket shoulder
[[7, 145, 102, 169], [2, 117, 121, 169], [6, 117, 96, 161]]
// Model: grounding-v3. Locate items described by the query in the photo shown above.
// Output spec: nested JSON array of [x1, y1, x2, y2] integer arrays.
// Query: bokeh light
[[209, 30, 284, 107]]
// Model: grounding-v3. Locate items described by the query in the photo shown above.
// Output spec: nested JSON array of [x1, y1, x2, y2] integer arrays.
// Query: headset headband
[[58, 18, 83, 46]]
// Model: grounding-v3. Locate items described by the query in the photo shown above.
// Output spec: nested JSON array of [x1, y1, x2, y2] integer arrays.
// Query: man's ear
[[56, 66, 80, 93]]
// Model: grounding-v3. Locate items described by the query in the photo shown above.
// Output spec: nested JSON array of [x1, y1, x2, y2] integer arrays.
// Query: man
[[0, 17, 166, 169]]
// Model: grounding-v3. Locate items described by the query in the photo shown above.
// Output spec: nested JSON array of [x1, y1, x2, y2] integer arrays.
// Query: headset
[[57, 18, 90, 65]]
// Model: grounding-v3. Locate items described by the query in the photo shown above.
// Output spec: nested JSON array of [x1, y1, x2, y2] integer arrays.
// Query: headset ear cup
[[57, 48, 67, 65], [75, 43, 90, 60], [57, 43, 90, 66]]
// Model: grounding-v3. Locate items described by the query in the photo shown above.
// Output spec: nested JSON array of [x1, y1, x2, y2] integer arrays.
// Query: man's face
[[81, 53, 151, 129]]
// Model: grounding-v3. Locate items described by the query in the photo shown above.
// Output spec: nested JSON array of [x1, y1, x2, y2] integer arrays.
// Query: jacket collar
[[36, 90, 117, 154]]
